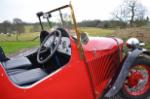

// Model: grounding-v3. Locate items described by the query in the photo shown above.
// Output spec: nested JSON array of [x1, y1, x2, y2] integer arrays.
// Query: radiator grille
[[86, 49, 119, 93]]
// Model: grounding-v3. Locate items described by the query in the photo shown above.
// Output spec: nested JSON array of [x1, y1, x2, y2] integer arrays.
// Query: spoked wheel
[[118, 55, 150, 99], [124, 64, 150, 95]]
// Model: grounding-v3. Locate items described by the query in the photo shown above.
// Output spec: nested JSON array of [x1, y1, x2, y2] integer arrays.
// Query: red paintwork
[[0, 36, 124, 99], [83, 37, 123, 98], [83, 37, 123, 51]]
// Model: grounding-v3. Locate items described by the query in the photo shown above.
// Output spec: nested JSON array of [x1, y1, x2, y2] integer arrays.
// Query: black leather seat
[[9, 68, 48, 85], [2, 57, 32, 70], [7, 69, 28, 75], [1, 57, 47, 86]]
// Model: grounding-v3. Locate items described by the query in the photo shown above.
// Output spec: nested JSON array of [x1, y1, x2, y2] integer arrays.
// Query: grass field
[[80, 27, 114, 36], [0, 27, 150, 55], [0, 32, 40, 41], [0, 32, 40, 55], [0, 41, 39, 55]]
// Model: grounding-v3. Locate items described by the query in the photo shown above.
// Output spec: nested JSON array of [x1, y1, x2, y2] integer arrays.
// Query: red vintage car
[[0, 3, 150, 99]]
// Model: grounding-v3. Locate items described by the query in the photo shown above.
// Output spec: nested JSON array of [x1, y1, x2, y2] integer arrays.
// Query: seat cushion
[[3, 57, 32, 70], [10, 68, 47, 85], [7, 69, 28, 75]]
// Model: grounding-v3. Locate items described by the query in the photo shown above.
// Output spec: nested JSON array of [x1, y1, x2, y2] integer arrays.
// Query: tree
[[112, 0, 147, 27], [78, 20, 101, 27], [13, 18, 25, 40], [13, 18, 25, 41], [2, 20, 12, 33], [134, 16, 149, 27], [13, 18, 25, 34]]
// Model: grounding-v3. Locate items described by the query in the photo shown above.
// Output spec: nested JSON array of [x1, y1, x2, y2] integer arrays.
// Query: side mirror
[[80, 32, 89, 44]]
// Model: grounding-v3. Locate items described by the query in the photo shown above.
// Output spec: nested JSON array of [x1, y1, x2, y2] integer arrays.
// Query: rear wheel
[[118, 55, 150, 99]]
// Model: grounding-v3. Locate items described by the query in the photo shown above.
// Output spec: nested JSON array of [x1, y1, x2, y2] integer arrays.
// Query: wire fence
[[0, 32, 40, 42]]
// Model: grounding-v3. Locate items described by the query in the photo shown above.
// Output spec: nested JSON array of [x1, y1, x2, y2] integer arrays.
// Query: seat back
[[0, 47, 9, 61]]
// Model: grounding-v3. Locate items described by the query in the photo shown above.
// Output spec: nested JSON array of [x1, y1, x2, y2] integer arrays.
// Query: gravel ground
[[8, 47, 38, 58]]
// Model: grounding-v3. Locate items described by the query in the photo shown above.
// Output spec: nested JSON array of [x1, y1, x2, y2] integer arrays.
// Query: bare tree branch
[[112, 0, 147, 27]]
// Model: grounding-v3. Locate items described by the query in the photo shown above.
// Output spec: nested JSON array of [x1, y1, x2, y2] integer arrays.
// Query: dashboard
[[44, 35, 71, 56], [57, 37, 71, 56]]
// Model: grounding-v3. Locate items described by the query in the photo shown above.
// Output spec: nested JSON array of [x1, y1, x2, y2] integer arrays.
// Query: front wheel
[[118, 55, 150, 99]]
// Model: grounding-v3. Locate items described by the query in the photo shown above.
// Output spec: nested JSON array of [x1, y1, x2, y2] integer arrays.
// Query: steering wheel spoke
[[49, 44, 53, 54], [40, 46, 48, 53], [43, 35, 55, 47], [37, 30, 62, 64]]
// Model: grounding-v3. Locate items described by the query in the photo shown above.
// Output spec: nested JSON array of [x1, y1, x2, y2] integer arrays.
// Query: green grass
[[145, 44, 150, 50], [0, 32, 40, 55], [0, 41, 39, 55], [80, 27, 114, 36], [0, 32, 40, 41]]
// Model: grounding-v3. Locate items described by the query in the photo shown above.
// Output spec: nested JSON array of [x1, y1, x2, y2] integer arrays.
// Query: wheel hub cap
[[127, 70, 144, 87], [124, 65, 150, 96]]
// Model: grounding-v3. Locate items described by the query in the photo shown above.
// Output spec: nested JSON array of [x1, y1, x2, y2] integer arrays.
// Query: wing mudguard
[[105, 48, 144, 97]]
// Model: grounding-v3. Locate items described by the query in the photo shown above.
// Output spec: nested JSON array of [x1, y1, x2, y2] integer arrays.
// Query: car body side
[[0, 36, 123, 99]]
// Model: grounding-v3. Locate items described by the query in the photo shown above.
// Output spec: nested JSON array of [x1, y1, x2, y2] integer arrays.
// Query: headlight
[[126, 38, 140, 49]]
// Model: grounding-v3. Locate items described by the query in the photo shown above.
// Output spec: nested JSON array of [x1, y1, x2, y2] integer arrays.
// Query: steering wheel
[[37, 30, 62, 64]]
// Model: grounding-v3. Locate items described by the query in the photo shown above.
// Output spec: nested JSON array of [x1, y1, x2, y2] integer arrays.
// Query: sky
[[0, 0, 150, 23]]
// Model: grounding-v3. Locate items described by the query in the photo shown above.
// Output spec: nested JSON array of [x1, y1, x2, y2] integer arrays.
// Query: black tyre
[[118, 55, 150, 99]]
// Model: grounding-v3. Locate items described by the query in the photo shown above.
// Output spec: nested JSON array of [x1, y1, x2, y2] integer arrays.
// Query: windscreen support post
[[37, 12, 44, 31]]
